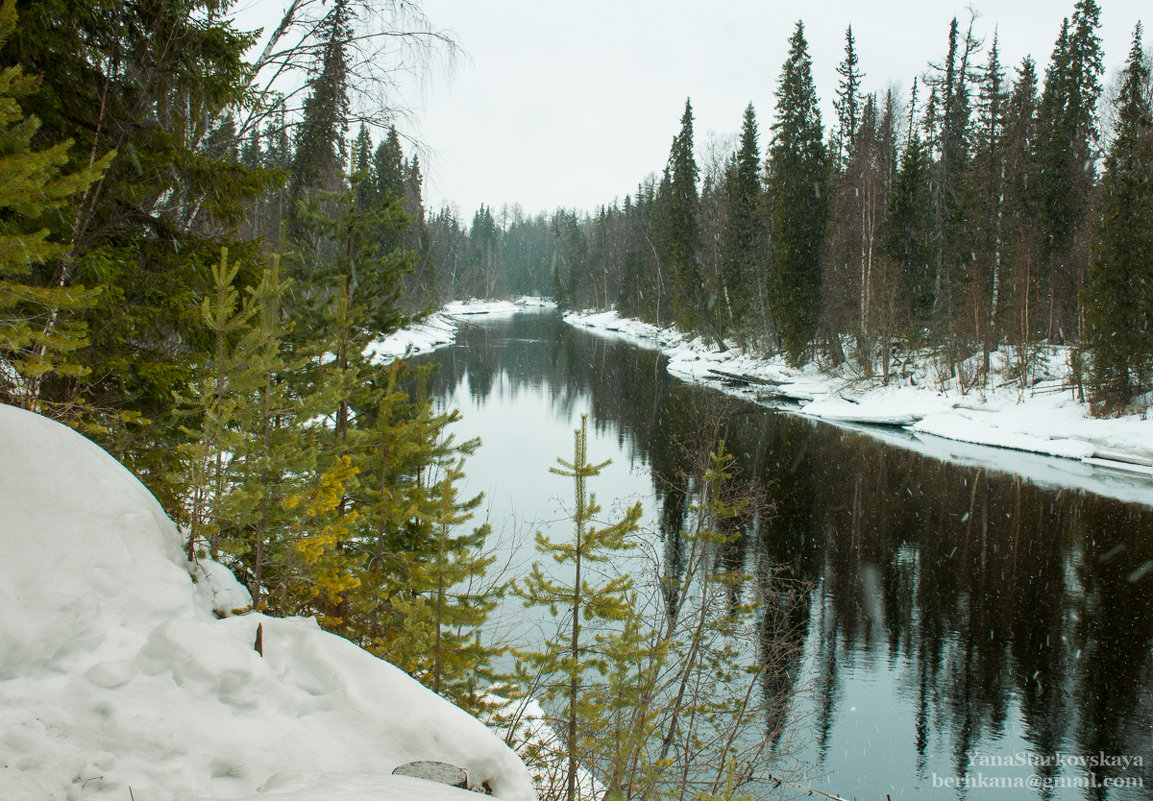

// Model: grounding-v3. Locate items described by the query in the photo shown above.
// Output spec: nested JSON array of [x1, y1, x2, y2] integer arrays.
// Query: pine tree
[[0, 0, 107, 412], [506, 438, 776, 801], [174, 247, 260, 560], [229, 258, 316, 611], [168, 244, 367, 624], [2, 0, 272, 512], [172, 248, 329, 614], [331, 360, 500, 710], [420, 458, 499, 705], [514, 414, 642, 801], [1085, 24, 1153, 412], [768, 22, 829, 361]]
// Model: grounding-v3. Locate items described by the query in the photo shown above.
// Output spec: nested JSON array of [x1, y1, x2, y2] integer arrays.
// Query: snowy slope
[[0, 404, 536, 801]]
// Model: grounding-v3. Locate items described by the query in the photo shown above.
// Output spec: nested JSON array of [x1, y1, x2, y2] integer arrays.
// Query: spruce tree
[[833, 26, 866, 172], [968, 35, 1008, 376], [1000, 58, 1044, 381], [667, 99, 704, 333], [1035, 0, 1103, 342], [651, 167, 675, 325], [1085, 24, 1153, 412], [289, 0, 352, 222], [351, 124, 378, 210], [401, 154, 434, 310], [882, 84, 934, 339], [768, 22, 829, 361], [926, 15, 979, 367], [373, 126, 408, 255], [374, 127, 407, 202], [719, 103, 762, 344]]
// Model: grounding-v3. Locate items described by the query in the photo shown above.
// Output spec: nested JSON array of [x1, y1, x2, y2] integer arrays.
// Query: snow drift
[[0, 404, 535, 801]]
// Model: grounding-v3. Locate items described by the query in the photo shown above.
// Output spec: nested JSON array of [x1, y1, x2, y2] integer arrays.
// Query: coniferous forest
[[0, 0, 1151, 795], [427, 5, 1152, 417]]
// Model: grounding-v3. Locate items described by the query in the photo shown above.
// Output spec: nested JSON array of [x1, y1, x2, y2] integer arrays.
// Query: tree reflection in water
[[421, 311, 1153, 800]]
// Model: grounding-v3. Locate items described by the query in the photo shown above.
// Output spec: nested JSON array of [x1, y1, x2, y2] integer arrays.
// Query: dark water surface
[[419, 311, 1153, 801]]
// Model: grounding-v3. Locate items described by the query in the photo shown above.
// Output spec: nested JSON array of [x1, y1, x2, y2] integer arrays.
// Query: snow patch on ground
[[0, 403, 536, 801], [366, 297, 556, 363], [563, 310, 1153, 501]]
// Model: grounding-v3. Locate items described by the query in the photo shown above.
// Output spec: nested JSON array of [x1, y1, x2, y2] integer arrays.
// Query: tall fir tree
[[467, 204, 504, 299], [374, 127, 407, 201], [401, 154, 434, 310], [823, 91, 897, 372], [768, 22, 829, 361], [1085, 24, 1153, 412]]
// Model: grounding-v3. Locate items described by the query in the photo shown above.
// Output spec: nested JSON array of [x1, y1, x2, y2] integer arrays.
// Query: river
[[418, 309, 1153, 801]]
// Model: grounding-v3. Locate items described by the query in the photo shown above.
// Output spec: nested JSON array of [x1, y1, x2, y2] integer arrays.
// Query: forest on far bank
[[424, 4, 1153, 420]]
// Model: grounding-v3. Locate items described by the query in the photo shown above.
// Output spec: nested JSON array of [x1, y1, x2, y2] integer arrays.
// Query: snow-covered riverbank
[[366, 298, 556, 362], [563, 309, 1153, 499]]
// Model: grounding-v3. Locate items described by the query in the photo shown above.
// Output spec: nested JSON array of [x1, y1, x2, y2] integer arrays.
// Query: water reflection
[[420, 311, 1153, 800]]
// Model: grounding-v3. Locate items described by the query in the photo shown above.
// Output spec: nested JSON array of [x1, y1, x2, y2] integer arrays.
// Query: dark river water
[[419, 310, 1153, 801]]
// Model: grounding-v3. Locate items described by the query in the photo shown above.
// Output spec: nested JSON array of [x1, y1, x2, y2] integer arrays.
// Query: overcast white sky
[[241, 0, 1148, 219]]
